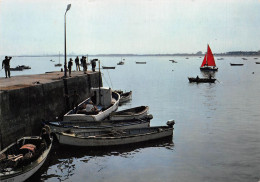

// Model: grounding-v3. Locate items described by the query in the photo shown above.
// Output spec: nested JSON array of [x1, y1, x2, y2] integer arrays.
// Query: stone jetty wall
[[0, 72, 102, 148]]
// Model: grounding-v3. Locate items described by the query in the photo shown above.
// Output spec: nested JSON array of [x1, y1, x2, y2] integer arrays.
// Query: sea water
[[1, 56, 259, 182]]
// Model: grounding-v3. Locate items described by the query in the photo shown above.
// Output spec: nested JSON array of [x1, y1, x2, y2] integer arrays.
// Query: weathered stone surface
[[0, 71, 102, 148]]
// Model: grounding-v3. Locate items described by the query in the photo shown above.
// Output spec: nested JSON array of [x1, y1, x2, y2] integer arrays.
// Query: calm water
[[1, 56, 260, 182]]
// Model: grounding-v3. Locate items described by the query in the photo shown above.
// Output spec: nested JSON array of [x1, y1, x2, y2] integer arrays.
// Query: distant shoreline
[[9, 52, 260, 58]]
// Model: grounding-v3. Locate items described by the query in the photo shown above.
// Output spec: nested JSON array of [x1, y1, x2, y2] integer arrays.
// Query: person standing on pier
[[2, 56, 12, 78], [75, 56, 80, 71], [91, 59, 97, 72], [82, 56, 87, 74], [68, 58, 73, 77]]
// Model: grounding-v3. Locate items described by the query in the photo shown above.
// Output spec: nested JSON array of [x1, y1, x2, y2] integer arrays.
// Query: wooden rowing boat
[[0, 136, 52, 182], [188, 77, 216, 83], [108, 106, 152, 121], [55, 120, 175, 147], [44, 118, 151, 133]]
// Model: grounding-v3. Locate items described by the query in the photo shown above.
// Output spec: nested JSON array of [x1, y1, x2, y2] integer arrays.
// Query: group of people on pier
[[1, 55, 98, 78], [68, 56, 98, 77]]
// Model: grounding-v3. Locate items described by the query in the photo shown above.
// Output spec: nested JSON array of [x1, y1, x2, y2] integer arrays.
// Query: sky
[[0, 0, 260, 55]]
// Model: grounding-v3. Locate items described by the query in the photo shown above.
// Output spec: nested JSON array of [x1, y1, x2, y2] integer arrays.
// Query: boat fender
[[166, 120, 175, 127]]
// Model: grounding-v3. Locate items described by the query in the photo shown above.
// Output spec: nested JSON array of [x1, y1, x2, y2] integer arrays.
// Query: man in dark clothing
[[91, 59, 97, 72], [2, 56, 12, 78], [75, 56, 80, 71], [82, 56, 87, 74], [68, 58, 73, 77]]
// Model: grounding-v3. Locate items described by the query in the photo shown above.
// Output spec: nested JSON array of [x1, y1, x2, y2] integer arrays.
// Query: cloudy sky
[[0, 0, 260, 55]]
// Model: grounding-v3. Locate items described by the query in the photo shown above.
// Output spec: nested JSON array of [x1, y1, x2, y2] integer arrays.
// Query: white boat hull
[[109, 106, 151, 121], [49, 120, 150, 133], [56, 127, 173, 147], [63, 91, 120, 122]]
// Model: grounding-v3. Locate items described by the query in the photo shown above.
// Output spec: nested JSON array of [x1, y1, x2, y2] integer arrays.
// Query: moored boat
[[109, 106, 152, 121], [200, 44, 218, 71], [136, 62, 146, 64], [102, 66, 115, 69], [44, 118, 151, 133], [117, 58, 125, 65], [188, 76, 216, 83], [0, 136, 52, 182], [255, 62, 260, 64], [119, 91, 132, 104], [55, 120, 175, 147], [230, 63, 244, 66], [63, 87, 120, 122], [10, 65, 31, 71]]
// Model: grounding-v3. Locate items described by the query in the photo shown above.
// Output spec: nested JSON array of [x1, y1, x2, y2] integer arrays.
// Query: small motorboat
[[10, 65, 31, 71], [63, 87, 120, 122], [136, 62, 146, 64], [102, 66, 115, 69], [230, 63, 244, 66], [55, 120, 175, 147], [188, 76, 216, 83], [117, 58, 125, 65], [0, 136, 52, 182], [255, 62, 260, 64]]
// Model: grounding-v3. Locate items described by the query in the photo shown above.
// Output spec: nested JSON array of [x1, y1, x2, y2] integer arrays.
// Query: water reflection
[[26, 137, 174, 181]]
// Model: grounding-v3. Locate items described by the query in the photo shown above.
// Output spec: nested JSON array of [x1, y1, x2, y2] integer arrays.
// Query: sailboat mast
[[206, 45, 208, 66], [98, 60, 101, 105]]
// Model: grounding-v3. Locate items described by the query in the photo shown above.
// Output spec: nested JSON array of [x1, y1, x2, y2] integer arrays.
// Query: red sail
[[200, 45, 216, 67], [200, 54, 207, 67], [206, 45, 216, 66]]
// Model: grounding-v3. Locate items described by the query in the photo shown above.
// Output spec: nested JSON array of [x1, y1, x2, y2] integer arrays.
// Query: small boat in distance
[[102, 66, 116, 69], [188, 76, 216, 83], [242, 58, 247, 60], [230, 63, 244, 66], [55, 52, 62, 67], [10, 65, 31, 71], [136, 62, 146, 64], [169, 60, 177, 63], [200, 44, 218, 71], [255, 62, 260, 64], [117, 58, 125, 65], [55, 120, 175, 147]]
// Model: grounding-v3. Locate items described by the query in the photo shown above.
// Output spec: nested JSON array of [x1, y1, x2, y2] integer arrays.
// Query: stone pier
[[0, 70, 102, 148]]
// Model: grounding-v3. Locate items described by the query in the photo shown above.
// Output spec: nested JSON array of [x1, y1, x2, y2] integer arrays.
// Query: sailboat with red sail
[[200, 45, 218, 71]]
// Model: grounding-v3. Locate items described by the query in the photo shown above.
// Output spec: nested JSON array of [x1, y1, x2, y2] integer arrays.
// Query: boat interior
[[68, 127, 169, 138], [0, 137, 46, 172]]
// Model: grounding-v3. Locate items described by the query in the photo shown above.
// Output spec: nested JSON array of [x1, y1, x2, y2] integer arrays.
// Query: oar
[[216, 79, 220, 83]]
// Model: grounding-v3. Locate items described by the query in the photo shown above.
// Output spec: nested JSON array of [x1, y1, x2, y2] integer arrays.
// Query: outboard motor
[[166, 120, 175, 127]]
